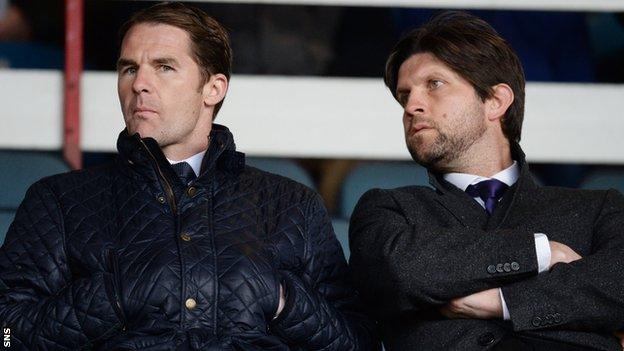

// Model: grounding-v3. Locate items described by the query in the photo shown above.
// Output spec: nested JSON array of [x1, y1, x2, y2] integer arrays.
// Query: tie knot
[[171, 161, 196, 185], [465, 179, 509, 214], [466, 179, 508, 199]]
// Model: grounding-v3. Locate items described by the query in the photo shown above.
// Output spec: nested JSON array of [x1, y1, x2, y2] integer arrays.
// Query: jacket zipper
[[138, 138, 178, 215]]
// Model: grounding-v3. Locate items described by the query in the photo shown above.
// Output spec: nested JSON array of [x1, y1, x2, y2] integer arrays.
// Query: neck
[[162, 114, 213, 161], [162, 129, 211, 161], [440, 133, 513, 177], [162, 140, 209, 161]]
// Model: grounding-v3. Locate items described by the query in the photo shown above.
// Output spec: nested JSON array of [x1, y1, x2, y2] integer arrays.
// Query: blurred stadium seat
[[331, 217, 350, 260], [0, 43, 64, 69], [246, 157, 315, 190], [339, 161, 430, 218], [0, 151, 69, 243], [579, 169, 624, 193]]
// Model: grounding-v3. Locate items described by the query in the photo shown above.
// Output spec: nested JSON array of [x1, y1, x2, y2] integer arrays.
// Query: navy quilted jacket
[[0, 124, 379, 350]]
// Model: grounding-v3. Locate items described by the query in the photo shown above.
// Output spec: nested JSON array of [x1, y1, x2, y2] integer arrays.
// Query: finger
[[612, 331, 624, 349], [439, 306, 465, 319], [438, 306, 455, 319]]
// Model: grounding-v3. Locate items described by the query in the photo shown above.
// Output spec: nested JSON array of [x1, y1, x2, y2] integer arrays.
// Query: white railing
[[1, 70, 623, 164]]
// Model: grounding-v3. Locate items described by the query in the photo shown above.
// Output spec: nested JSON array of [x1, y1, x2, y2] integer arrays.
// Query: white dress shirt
[[443, 161, 551, 320], [167, 150, 206, 178]]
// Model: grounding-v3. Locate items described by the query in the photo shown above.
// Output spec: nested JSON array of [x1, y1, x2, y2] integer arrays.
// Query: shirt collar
[[167, 150, 206, 177], [443, 161, 519, 191]]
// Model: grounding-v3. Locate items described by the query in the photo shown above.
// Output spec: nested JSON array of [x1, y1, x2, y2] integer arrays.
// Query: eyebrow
[[116, 58, 136, 71], [153, 57, 179, 66], [395, 88, 410, 97], [116, 57, 180, 71]]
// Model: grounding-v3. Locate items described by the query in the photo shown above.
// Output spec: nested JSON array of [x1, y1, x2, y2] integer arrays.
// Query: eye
[[428, 79, 444, 90], [159, 65, 174, 72], [121, 66, 137, 75], [396, 92, 408, 107]]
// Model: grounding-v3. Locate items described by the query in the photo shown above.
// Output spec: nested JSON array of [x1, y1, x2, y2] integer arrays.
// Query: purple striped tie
[[465, 179, 509, 214]]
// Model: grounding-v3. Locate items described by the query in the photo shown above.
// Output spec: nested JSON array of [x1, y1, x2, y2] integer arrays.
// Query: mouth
[[409, 122, 432, 136], [133, 107, 157, 117]]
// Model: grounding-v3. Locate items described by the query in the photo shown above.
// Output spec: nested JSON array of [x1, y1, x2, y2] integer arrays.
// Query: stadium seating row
[[2, 151, 624, 259]]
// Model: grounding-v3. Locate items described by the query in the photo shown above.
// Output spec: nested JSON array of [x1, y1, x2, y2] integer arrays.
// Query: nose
[[131, 67, 152, 94], [403, 90, 426, 117]]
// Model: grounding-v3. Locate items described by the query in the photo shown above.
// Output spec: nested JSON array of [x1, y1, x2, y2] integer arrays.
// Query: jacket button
[[554, 313, 562, 323], [503, 262, 511, 272], [496, 263, 504, 273], [187, 186, 197, 197], [185, 298, 197, 310], [157, 195, 166, 204], [532, 317, 542, 327], [180, 233, 192, 242], [511, 262, 520, 271], [477, 332, 495, 346], [487, 265, 497, 274]]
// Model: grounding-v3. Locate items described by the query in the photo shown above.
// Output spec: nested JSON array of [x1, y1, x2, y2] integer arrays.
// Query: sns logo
[[3, 327, 9, 348]]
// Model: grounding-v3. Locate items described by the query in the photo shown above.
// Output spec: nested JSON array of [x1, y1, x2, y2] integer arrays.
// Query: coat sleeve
[[0, 181, 122, 350], [348, 188, 539, 319], [269, 193, 381, 350], [501, 189, 624, 332]]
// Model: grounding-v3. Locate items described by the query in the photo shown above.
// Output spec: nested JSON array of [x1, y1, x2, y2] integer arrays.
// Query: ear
[[485, 83, 514, 122], [202, 73, 228, 107]]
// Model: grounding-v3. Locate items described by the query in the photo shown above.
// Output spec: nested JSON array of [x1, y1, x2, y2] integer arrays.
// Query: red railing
[[64, 0, 83, 169]]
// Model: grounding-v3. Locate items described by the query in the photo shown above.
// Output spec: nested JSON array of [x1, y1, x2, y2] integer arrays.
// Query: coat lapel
[[428, 172, 489, 228], [487, 143, 540, 230], [427, 143, 540, 231]]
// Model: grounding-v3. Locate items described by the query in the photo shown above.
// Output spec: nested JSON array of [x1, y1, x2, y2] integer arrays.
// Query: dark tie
[[171, 161, 196, 185], [465, 179, 509, 214]]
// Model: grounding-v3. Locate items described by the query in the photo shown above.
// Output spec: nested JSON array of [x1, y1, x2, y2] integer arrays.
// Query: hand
[[614, 331, 624, 349], [439, 288, 503, 319], [549, 241, 582, 268]]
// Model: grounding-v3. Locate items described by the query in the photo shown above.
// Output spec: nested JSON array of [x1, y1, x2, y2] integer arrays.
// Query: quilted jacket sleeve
[[0, 181, 122, 350], [270, 194, 380, 350]]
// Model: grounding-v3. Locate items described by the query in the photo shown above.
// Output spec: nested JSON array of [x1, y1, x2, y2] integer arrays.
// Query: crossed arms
[[349, 188, 624, 339]]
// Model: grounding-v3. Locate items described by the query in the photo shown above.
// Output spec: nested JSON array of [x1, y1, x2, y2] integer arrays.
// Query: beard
[[406, 105, 487, 171]]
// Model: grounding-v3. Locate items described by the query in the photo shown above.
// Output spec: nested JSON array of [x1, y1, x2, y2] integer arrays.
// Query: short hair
[[119, 2, 232, 118], [384, 11, 525, 143]]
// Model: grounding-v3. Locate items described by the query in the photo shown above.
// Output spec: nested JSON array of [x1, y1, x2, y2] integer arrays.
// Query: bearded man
[[349, 11, 624, 351]]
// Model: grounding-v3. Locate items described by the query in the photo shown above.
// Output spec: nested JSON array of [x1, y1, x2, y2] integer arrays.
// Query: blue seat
[[0, 42, 64, 69], [0, 151, 70, 243], [340, 161, 430, 218], [331, 218, 350, 260], [579, 169, 624, 193], [246, 157, 315, 190]]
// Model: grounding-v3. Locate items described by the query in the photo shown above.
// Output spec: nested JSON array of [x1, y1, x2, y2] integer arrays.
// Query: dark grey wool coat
[[349, 144, 624, 351]]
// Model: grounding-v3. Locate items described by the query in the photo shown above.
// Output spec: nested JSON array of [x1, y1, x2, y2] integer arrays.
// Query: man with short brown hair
[[350, 11, 624, 350], [0, 3, 378, 350]]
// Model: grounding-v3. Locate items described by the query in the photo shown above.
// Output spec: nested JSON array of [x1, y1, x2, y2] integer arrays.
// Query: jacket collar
[[116, 123, 245, 184], [426, 142, 538, 229]]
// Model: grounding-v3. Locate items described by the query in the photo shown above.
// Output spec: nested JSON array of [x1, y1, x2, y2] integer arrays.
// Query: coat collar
[[426, 142, 538, 229], [116, 123, 245, 184]]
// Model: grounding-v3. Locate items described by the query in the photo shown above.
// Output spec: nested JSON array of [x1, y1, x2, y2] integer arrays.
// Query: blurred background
[[1, 0, 624, 258]]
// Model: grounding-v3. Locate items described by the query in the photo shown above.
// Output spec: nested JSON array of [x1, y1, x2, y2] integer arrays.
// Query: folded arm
[[444, 189, 624, 334], [349, 188, 539, 318]]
